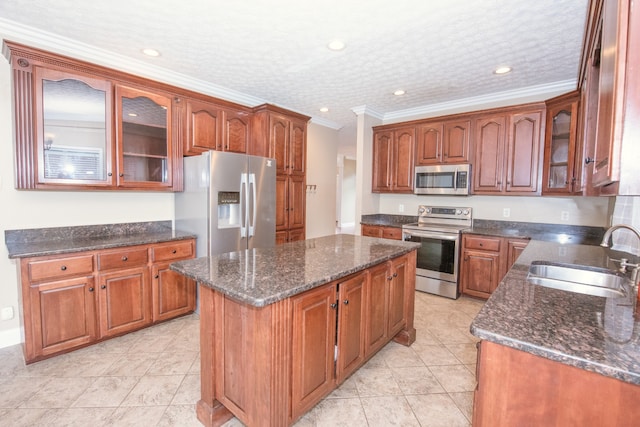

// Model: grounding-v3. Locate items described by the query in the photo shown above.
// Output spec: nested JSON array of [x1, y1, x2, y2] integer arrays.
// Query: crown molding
[[351, 105, 384, 119], [309, 116, 342, 130], [383, 79, 578, 123], [0, 18, 266, 107]]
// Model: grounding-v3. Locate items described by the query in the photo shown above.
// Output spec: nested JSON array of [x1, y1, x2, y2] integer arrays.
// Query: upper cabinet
[[182, 98, 251, 156], [578, 0, 640, 195], [116, 85, 173, 188], [473, 105, 544, 195], [542, 91, 582, 195], [372, 126, 415, 193], [6, 42, 183, 191], [416, 119, 471, 165]]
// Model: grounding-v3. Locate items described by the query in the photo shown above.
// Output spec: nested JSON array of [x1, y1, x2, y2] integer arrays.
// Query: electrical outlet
[[1, 307, 14, 321], [398, 204, 404, 213], [561, 211, 569, 221], [503, 208, 510, 218]]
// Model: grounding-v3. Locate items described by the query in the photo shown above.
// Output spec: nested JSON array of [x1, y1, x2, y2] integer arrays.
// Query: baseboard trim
[[0, 326, 23, 349]]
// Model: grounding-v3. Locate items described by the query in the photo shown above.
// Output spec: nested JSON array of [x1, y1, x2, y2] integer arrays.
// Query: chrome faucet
[[601, 224, 640, 285]]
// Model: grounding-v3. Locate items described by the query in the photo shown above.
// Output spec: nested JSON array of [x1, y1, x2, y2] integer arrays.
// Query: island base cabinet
[[474, 341, 640, 427], [196, 252, 416, 427]]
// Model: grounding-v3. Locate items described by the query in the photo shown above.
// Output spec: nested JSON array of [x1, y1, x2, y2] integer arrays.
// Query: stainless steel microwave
[[414, 164, 471, 195]]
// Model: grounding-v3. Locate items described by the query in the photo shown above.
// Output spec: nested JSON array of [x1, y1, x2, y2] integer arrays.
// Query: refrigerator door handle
[[240, 172, 248, 238], [248, 173, 256, 237]]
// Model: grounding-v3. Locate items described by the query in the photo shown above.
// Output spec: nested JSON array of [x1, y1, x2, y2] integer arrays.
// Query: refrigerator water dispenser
[[217, 191, 240, 228]]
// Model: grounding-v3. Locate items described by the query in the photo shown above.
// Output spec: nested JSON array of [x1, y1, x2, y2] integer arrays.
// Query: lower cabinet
[[460, 234, 529, 299], [197, 251, 417, 427], [361, 224, 403, 240], [18, 238, 196, 363]]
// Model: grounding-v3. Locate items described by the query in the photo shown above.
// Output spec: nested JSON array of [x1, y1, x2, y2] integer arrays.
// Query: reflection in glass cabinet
[[38, 71, 110, 182], [119, 91, 170, 183], [548, 110, 571, 189]]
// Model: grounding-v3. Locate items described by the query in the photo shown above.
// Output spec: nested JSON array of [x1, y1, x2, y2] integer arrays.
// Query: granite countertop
[[471, 240, 640, 385], [360, 214, 417, 228], [5, 221, 196, 258], [170, 234, 421, 307]]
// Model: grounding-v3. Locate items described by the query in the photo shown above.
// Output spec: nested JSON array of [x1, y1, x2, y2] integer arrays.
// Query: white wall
[[0, 56, 175, 348], [340, 158, 357, 227], [305, 122, 339, 238], [378, 194, 613, 226]]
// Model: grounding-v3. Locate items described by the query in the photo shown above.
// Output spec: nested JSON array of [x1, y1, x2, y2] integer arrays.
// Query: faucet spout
[[600, 224, 640, 249]]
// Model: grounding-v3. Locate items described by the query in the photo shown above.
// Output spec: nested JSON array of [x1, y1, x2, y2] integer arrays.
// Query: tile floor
[[0, 292, 484, 427]]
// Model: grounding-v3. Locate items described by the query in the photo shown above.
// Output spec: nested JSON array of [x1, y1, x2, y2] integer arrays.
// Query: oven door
[[403, 230, 459, 283]]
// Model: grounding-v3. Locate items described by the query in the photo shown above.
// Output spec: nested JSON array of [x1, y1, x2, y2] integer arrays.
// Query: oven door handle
[[404, 231, 460, 241]]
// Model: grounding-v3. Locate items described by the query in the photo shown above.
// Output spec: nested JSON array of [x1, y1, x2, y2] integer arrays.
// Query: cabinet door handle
[[330, 302, 338, 309], [479, 243, 483, 247], [393, 272, 398, 278], [60, 265, 67, 271], [122, 256, 128, 261], [88, 287, 94, 292], [107, 172, 113, 177], [154, 274, 159, 279], [172, 249, 177, 254], [585, 157, 595, 164], [101, 285, 106, 289], [387, 276, 393, 281], [343, 299, 349, 305], [119, 173, 124, 177]]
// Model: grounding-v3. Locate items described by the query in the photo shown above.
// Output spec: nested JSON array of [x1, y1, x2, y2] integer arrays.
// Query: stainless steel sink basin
[[527, 261, 631, 298]]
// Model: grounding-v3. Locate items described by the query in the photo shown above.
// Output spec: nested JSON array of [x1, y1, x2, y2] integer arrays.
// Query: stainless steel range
[[402, 205, 472, 299]]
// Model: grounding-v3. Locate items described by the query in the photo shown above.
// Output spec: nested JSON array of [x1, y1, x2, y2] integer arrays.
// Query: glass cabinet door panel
[[116, 86, 172, 185], [548, 110, 571, 189], [35, 68, 112, 184]]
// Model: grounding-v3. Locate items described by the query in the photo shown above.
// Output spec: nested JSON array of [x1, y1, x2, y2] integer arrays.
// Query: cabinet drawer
[[28, 255, 94, 282], [152, 240, 194, 262], [361, 225, 382, 237], [97, 248, 148, 270], [381, 227, 402, 240], [464, 235, 501, 252]]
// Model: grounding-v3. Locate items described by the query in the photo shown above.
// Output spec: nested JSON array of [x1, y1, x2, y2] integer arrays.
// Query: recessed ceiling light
[[142, 48, 161, 57], [394, 89, 406, 96], [320, 107, 329, 113], [327, 40, 345, 51], [494, 66, 512, 75]]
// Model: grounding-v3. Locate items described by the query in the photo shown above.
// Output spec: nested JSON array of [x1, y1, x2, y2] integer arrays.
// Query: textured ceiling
[[0, 0, 588, 141]]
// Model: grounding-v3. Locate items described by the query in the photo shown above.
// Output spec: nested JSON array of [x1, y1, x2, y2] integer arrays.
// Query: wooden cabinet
[[473, 106, 544, 195], [372, 126, 415, 193], [197, 251, 416, 426], [252, 104, 309, 244], [183, 98, 251, 156], [460, 234, 529, 299], [416, 119, 471, 165], [16, 238, 196, 363], [361, 224, 403, 240], [542, 92, 582, 195], [6, 42, 184, 191]]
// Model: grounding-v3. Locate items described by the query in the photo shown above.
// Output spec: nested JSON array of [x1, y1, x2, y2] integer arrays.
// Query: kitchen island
[[170, 234, 420, 427], [471, 240, 640, 426]]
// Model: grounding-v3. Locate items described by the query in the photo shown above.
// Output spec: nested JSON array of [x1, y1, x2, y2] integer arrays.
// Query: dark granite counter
[[468, 219, 606, 245], [170, 234, 420, 307], [360, 214, 417, 228], [471, 240, 640, 385], [5, 221, 196, 258]]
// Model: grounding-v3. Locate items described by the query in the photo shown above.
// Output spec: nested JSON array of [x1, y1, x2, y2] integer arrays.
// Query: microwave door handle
[[453, 168, 458, 190]]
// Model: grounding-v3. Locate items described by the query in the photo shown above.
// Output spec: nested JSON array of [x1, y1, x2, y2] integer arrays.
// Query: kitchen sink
[[527, 261, 631, 298]]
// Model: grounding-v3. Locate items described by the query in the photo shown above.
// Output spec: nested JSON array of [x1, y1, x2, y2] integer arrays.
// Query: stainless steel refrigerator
[[175, 150, 276, 258]]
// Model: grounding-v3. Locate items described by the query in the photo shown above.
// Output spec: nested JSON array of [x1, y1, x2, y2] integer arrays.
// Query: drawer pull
[[343, 299, 349, 305], [330, 302, 338, 309], [60, 265, 67, 271], [89, 287, 94, 292], [393, 272, 398, 278], [154, 274, 159, 279], [101, 285, 106, 289], [122, 256, 128, 261], [172, 249, 177, 254]]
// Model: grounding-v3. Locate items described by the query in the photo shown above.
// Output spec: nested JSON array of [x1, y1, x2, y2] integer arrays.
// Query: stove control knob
[[425, 208, 431, 214], [456, 209, 462, 215], [462, 209, 470, 215], [418, 207, 426, 214]]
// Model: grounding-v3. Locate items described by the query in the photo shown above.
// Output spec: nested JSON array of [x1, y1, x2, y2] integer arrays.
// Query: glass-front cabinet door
[[115, 85, 172, 187], [34, 68, 113, 186]]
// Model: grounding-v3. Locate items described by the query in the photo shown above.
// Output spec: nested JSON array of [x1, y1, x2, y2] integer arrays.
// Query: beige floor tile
[[127, 334, 176, 353], [312, 397, 368, 427], [120, 375, 185, 406], [406, 393, 470, 427], [188, 353, 201, 374], [326, 375, 359, 398], [71, 376, 140, 407], [379, 342, 425, 368], [166, 331, 200, 352], [414, 344, 460, 366], [390, 366, 445, 395], [428, 365, 477, 393], [428, 326, 476, 344], [0, 407, 50, 427], [353, 367, 402, 397], [445, 343, 479, 365], [157, 404, 201, 427], [103, 352, 160, 376], [449, 391, 474, 422], [108, 405, 168, 427], [146, 351, 198, 375], [44, 407, 114, 427], [361, 395, 420, 426], [19, 377, 95, 408], [55, 352, 122, 377], [172, 374, 200, 405], [221, 417, 247, 427], [0, 376, 50, 408]]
